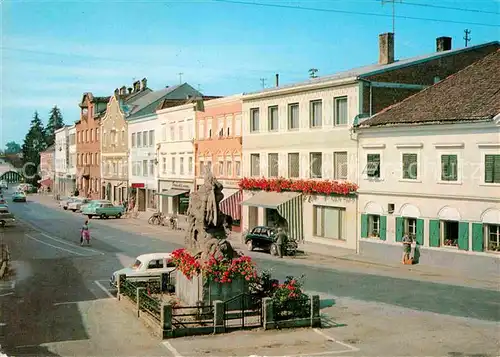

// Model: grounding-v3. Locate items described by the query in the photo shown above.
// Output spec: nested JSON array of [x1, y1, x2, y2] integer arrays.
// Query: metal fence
[[273, 296, 311, 321], [138, 289, 161, 322], [172, 305, 214, 329]]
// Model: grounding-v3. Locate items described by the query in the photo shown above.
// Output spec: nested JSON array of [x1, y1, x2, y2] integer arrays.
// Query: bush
[[272, 276, 310, 320]]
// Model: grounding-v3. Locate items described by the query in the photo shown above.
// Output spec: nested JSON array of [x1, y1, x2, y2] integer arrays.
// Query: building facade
[[76, 93, 109, 199], [54, 126, 71, 196], [68, 124, 77, 194], [195, 94, 243, 230], [39, 145, 55, 190], [240, 35, 499, 249], [356, 50, 500, 275]]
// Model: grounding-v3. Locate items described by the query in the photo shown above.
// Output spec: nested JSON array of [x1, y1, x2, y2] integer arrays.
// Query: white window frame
[[226, 156, 233, 177], [368, 214, 380, 238], [436, 150, 462, 185], [180, 157, 185, 175], [171, 156, 176, 175], [487, 224, 500, 252], [188, 156, 193, 175], [178, 123, 184, 141], [250, 108, 260, 133], [480, 147, 500, 186], [309, 100, 322, 128], [250, 154, 260, 177], [207, 119, 213, 138], [399, 150, 421, 182], [334, 96, 348, 126], [268, 106, 279, 132], [333, 151, 348, 180], [313, 205, 345, 240], [309, 152, 323, 179]]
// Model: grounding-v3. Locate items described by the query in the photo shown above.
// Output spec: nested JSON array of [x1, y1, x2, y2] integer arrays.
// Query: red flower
[[239, 177, 357, 196]]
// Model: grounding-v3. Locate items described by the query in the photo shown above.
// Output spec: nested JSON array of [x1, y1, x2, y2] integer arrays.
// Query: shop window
[[368, 215, 380, 238], [441, 220, 459, 247], [313, 206, 345, 240], [487, 224, 500, 252]]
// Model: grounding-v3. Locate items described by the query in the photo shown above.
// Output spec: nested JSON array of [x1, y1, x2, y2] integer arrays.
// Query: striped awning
[[242, 191, 303, 242], [219, 190, 243, 220]]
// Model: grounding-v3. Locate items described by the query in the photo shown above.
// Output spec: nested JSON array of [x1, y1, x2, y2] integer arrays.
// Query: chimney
[[275, 73, 279, 87], [436, 36, 452, 52], [379, 33, 395, 65], [119, 86, 127, 95], [141, 78, 147, 90], [133, 80, 140, 93]]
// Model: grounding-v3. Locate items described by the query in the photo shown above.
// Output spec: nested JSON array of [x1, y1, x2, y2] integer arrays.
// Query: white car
[[110, 253, 176, 288], [67, 198, 90, 212]]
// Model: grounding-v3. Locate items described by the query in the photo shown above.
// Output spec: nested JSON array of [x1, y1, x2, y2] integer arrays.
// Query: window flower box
[[238, 177, 358, 196]]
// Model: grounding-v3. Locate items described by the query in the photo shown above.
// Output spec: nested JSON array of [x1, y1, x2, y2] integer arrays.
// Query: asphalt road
[[1, 189, 499, 355]]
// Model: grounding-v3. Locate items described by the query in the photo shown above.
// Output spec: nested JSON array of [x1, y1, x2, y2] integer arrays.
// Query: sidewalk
[[27, 194, 499, 290]]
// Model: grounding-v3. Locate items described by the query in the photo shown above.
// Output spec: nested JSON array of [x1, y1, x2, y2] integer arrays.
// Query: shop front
[[157, 180, 193, 215], [219, 188, 243, 232]]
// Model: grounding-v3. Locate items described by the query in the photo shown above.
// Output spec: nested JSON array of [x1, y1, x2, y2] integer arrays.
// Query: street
[[0, 191, 499, 356]]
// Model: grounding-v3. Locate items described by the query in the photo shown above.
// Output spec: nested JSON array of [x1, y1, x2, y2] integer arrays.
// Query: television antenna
[[381, 0, 402, 34]]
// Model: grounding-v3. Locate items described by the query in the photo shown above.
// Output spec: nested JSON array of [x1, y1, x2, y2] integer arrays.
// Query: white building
[[356, 50, 500, 275], [54, 126, 75, 196], [68, 124, 77, 192], [156, 101, 197, 215]]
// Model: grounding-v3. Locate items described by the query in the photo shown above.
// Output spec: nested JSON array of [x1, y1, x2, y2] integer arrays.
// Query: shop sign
[[131, 183, 145, 188], [172, 182, 191, 189]]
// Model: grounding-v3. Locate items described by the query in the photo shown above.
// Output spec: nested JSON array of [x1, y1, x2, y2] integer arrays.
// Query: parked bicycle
[[148, 212, 166, 225], [166, 214, 179, 230]]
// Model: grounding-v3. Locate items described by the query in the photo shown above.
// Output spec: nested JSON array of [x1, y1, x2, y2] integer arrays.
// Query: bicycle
[[149, 212, 166, 225]]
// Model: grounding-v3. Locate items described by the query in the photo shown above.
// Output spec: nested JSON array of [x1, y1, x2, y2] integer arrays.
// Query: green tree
[[45, 105, 64, 147], [5, 141, 22, 154], [22, 111, 47, 182]]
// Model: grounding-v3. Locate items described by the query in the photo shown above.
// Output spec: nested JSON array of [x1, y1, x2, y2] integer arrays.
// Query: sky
[[1, 0, 499, 148]]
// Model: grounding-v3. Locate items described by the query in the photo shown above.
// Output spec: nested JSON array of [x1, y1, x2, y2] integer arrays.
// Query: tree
[[44, 105, 64, 147], [5, 141, 21, 154], [22, 111, 47, 182]]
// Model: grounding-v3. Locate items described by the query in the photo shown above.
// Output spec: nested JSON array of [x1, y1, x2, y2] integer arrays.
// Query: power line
[[398, 0, 499, 15], [213, 0, 500, 28]]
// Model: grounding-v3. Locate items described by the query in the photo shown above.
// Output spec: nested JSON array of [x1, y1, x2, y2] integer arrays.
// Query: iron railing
[[138, 289, 161, 322], [172, 305, 214, 328], [273, 296, 311, 321]]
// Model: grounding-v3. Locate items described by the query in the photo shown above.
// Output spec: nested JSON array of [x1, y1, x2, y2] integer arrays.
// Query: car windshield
[[131, 259, 142, 269]]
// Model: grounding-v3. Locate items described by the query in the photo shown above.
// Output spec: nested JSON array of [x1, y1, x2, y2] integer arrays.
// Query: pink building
[[39, 145, 55, 188]]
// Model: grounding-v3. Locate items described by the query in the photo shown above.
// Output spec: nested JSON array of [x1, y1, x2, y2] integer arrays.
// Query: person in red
[[81, 219, 90, 245]]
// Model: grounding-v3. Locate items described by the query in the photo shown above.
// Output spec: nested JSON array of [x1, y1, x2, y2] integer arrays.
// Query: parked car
[[81, 200, 112, 218], [0, 204, 15, 227], [12, 191, 27, 202], [95, 203, 124, 219], [244, 226, 298, 256], [60, 197, 77, 210], [67, 198, 90, 212], [110, 253, 176, 288]]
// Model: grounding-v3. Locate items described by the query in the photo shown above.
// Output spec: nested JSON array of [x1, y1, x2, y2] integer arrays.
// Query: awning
[[242, 191, 303, 241], [39, 178, 53, 187], [156, 189, 189, 197], [220, 190, 243, 220]]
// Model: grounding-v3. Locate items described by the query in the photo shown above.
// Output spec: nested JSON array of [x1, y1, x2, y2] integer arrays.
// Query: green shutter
[[360, 214, 368, 238], [379, 216, 387, 241], [429, 219, 440, 247], [441, 155, 449, 181], [416, 219, 424, 245], [472, 223, 484, 252], [449, 155, 458, 181], [485, 155, 495, 183], [458, 222, 469, 251], [395, 217, 404, 242], [494, 155, 500, 184]]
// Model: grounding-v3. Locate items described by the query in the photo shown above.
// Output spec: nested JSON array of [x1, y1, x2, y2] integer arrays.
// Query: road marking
[[53, 301, 79, 306], [40, 232, 104, 255], [162, 341, 183, 357], [25, 234, 86, 256], [313, 328, 360, 353], [0, 292, 14, 297], [94, 280, 114, 298]]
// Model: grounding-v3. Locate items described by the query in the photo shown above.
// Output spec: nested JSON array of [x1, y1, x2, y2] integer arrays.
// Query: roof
[[244, 41, 499, 97], [136, 253, 173, 261], [357, 49, 500, 128]]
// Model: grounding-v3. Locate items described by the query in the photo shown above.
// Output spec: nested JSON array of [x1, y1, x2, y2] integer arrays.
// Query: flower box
[[238, 177, 358, 196]]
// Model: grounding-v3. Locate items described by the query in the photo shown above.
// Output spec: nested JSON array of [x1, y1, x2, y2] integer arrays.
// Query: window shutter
[[449, 155, 458, 181], [485, 155, 494, 183], [416, 219, 424, 245], [494, 155, 500, 183], [441, 155, 449, 181], [429, 220, 440, 247], [395, 217, 404, 242], [458, 222, 469, 250], [379, 216, 387, 241], [471, 223, 484, 252], [360, 214, 368, 238]]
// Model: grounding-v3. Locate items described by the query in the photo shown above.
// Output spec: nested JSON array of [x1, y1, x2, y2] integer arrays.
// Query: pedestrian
[[275, 227, 287, 258], [402, 232, 413, 264], [81, 219, 90, 246]]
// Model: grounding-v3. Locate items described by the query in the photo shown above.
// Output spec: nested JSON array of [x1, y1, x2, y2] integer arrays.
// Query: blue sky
[[1, 0, 499, 147]]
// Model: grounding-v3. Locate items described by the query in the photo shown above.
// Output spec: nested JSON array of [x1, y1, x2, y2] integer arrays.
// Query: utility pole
[[381, 0, 402, 34], [178, 72, 184, 84], [260, 78, 267, 89], [464, 29, 471, 47]]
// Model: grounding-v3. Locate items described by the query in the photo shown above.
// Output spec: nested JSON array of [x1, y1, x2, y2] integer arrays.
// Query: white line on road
[[0, 292, 14, 297], [40, 232, 104, 255], [25, 234, 86, 256], [94, 280, 114, 298], [162, 341, 183, 357], [53, 301, 79, 306], [313, 328, 360, 353]]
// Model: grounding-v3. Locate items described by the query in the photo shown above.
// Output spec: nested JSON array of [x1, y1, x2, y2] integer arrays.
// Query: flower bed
[[171, 248, 257, 283], [239, 177, 358, 196], [271, 276, 310, 320]]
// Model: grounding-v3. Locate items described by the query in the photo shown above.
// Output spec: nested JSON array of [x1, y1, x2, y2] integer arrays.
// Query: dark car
[[244, 226, 277, 252]]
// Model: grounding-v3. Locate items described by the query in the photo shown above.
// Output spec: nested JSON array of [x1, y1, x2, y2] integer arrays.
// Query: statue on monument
[[185, 170, 239, 261]]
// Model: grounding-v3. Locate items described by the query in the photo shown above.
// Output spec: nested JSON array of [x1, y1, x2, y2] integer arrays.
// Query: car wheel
[[270, 244, 278, 256], [87, 215, 93, 219], [100, 214, 106, 219], [71, 209, 76, 212], [63, 207, 67, 210], [116, 213, 122, 219], [246, 240, 254, 251]]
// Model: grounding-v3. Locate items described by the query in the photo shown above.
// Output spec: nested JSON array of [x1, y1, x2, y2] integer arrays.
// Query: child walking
[[81, 219, 90, 246]]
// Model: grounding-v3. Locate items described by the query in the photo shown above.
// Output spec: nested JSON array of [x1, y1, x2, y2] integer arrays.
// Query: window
[[171, 157, 176, 174], [310, 152, 322, 178], [487, 224, 500, 251], [366, 154, 381, 178], [402, 153, 418, 180], [235, 114, 242, 136], [268, 153, 279, 177], [485, 154, 500, 184], [218, 159, 224, 176], [405, 217, 417, 239], [207, 119, 212, 138], [187, 120, 194, 139], [188, 157, 193, 174], [132, 133, 136, 147], [250, 154, 260, 176], [335, 97, 348, 125], [162, 157, 167, 173], [85, 130, 88, 142], [96, 128, 99, 141], [288, 153, 300, 178], [227, 117, 232, 136], [149, 160, 154, 176], [180, 157, 185, 175], [309, 100, 322, 128], [368, 215, 380, 238], [112, 162, 117, 175], [90, 129, 94, 142], [226, 160, 232, 177], [161, 125, 167, 142], [235, 160, 241, 177], [218, 118, 224, 137], [334, 152, 348, 180], [440, 154, 458, 181], [250, 108, 259, 132], [206, 160, 212, 173], [149, 130, 154, 147], [313, 206, 345, 240], [142, 131, 148, 147], [288, 103, 299, 130], [441, 220, 458, 247], [121, 130, 125, 143], [142, 160, 148, 177], [268, 106, 279, 131], [95, 153, 98, 166], [199, 122, 205, 140], [178, 125, 184, 141], [132, 161, 136, 175], [137, 132, 142, 147], [199, 159, 205, 175], [147, 259, 163, 269], [170, 126, 175, 141]]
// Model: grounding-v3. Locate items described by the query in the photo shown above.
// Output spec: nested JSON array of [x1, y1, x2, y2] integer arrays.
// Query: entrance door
[[138, 189, 146, 211]]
